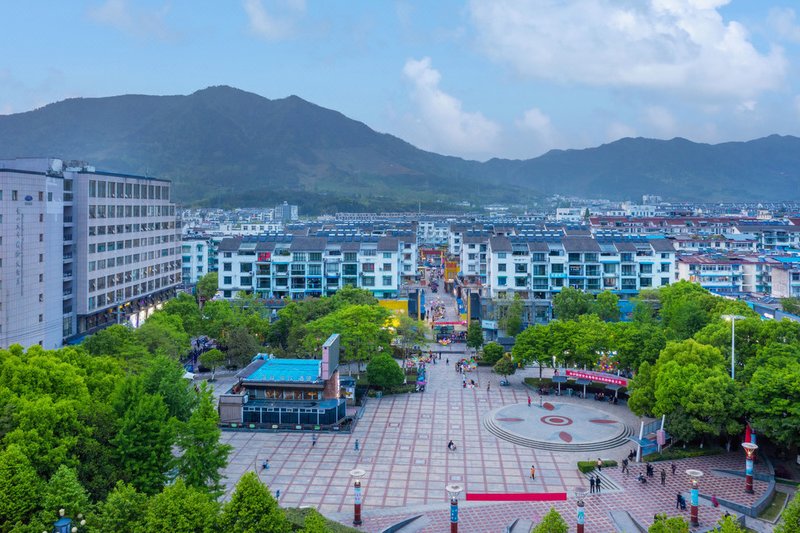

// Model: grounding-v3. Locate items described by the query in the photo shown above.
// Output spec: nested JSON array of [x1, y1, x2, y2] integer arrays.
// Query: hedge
[[577, 460, 618, 473], [642, 447, 724, 462]]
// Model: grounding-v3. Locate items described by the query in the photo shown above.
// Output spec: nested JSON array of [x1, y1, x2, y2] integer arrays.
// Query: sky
[[1, 0, 799, 161]]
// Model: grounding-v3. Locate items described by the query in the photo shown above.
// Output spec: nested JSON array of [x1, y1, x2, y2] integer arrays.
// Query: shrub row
[[577, 460, 618, 473]]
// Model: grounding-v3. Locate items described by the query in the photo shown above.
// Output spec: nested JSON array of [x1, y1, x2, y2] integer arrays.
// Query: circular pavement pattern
[[483, 401, 634, 452]]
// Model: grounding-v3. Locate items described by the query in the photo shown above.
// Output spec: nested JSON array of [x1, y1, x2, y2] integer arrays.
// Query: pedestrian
[[312, 434, 317, 447], [671, 463, 676, 475], [595, 475, 601, 494], [711, 494, 719, 508], [276, 489, 280, 499], [262, 459, 269, 471], [354, 439, 360, 451], [589, 476, 595, 494], [676, 493, 682, 510], [596, 458, 603, 471], [487, 382, 491, 392], [530, 465, 536, 480], [622, 458, 628, 474], [446, 357, 449, 365], [661, 469, 666, 485], [527, 395, 532, 407]]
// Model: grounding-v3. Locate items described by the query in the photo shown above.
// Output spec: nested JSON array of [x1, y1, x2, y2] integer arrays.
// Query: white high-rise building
[[0, 158, 182, 349]]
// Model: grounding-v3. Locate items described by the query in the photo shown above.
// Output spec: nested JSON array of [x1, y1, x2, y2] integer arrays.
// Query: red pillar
[[353, 480, 362, 526]]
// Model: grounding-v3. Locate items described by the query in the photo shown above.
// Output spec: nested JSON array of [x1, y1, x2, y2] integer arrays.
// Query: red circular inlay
[[541, 415, 573, 426]]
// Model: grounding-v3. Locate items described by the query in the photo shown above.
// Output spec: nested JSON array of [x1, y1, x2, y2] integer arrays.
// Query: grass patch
[[643, 446, 724, 462], [523, 377, 553, 388], [776, 477, 800, 487], [577, 460, 618, 473], [758, 491, 788, 522], [284, 507, 361, 532]]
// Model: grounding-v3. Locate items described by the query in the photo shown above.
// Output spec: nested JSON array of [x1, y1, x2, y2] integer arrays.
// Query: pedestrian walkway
[[219, 336, 772, 532]]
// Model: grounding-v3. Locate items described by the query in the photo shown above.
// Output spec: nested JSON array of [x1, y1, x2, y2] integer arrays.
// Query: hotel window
[[12, 190, 17, 201], [38, 191, 44, 201], [383, 276, 392, 285]]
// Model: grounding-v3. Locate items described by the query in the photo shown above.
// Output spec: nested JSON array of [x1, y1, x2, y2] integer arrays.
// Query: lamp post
[[446, 484, 464, 533], [685, 469, 703, 527], [721, 314, 745, 380], [742, 442, 759, 494], [573, 487, 589, 533], [50, 509, 86, 533], [349, 468, 366, 526]]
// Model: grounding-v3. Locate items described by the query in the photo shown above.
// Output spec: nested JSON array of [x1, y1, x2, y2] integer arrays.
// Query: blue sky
[[1, 0, 799, 161]]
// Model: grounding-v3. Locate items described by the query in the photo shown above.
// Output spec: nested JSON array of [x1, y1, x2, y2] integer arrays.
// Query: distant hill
[[0, 85, 798, 211]]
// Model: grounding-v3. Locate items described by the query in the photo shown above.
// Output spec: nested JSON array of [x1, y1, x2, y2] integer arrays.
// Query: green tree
[[482, 342, 505, 365], [776, 493, 800, 533], [112, 383, 175, 495], [648, 514, 689, 533], [0, 444, 42, 530], [782, 297, 800, 315], [395, 315, 428, 356], [493, 354, 517, 380], [143, 480, 219, 533], [302, 509, 329, 533], [141, 354, 197, 421], [41, 465, 91, 521], [366, 353, 404, 390], [593, 291, 620, 322], [512, 324, 551, 379], [175, 384, 232, 497], [466, 320, 484, 353], [219, 472, 288, 533], [136, 312, 190, 359], [552, 287, 593, 320], [716, 515, 746, 532], [658, 281, 717, 339], [196, 272, 219, 304], [162, 292, 204, 337], [531, 507, 568, 533], [199, 349, 226, 382], [303, 304, 392, 371], [610, 322, 666, 371], [223, 326, 262, 368], [91, 481, 148, 533], [743, 355, 800, 451], [83, 324, 149, 369], [500, 296, 525, 336]]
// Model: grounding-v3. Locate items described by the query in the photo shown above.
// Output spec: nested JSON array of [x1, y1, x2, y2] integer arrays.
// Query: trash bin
[[376, 391, 383, 399]]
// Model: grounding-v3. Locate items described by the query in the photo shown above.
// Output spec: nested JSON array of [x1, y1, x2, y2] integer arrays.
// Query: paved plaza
[[218, 345, 772, 532]]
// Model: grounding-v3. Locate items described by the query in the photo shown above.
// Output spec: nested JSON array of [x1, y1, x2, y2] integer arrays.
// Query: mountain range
[[1, 85, 798, 212]]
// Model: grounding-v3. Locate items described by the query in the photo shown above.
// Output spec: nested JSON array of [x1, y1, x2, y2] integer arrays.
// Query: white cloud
[[402, 57, 500, 157], [88, 0, 175, 41], [469, 0, 786, 100], [243, 0, 305, 41], [768, 7, 800, 43], [606, 122, 637, 141], [516, 107, 558, 148], [644, 106, 676, 136], [736, 100, 757, 113]]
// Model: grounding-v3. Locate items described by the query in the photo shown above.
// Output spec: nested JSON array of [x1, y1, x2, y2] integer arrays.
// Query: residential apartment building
[[676, 255, 753, 295], [731, 224, 800, 251], [0, 158, 181, 349], [482, 235, 676, 301], [181, 237, 213, 285], [216, 233, 417, 300]]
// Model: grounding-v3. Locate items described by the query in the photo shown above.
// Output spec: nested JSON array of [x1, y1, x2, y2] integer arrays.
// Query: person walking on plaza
[[595, 475, 602, 494], [596, 458, 603, 471], [622, 458, 628, 474], [530, 465, 536, 480], [676, 493, 682, 509], [312, 434, 317, 447], [354, 439, 360, 451], [527, 395, 532, 407], [262, 459, 269, 471], [671, 463, 676, 475], [487, 382, 491, 392], [661, 468, 666, 486], [589, 476, 595, 494]]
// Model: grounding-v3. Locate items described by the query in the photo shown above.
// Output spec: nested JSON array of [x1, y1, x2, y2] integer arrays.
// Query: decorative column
[[573, 487, 589, 533], [349, 468, 366, 526], [446, 484, 464, 533], [685, 469, 703, 528], [742, 442, 759, 494]]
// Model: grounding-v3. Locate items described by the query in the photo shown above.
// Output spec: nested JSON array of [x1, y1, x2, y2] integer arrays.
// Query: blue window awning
[[552, 376, 568, 383]]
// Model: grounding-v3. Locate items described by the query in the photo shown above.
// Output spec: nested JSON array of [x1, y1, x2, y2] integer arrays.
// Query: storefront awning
[[575, 379, 592, 386], [552, 376, 568, 383], [605, 384, 624, 391]]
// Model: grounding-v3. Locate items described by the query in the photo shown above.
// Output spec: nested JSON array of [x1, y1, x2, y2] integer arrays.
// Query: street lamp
[[721, 314, 745, 380], [573, 486, 589, 533], [742, 442, 759, 494], [685, 469, 703, 527], [446, 484, 464, 533], [349, 468, 366, 526]]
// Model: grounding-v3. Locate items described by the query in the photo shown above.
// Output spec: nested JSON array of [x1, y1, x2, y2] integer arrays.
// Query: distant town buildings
[[0, 158, 181, 349]]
